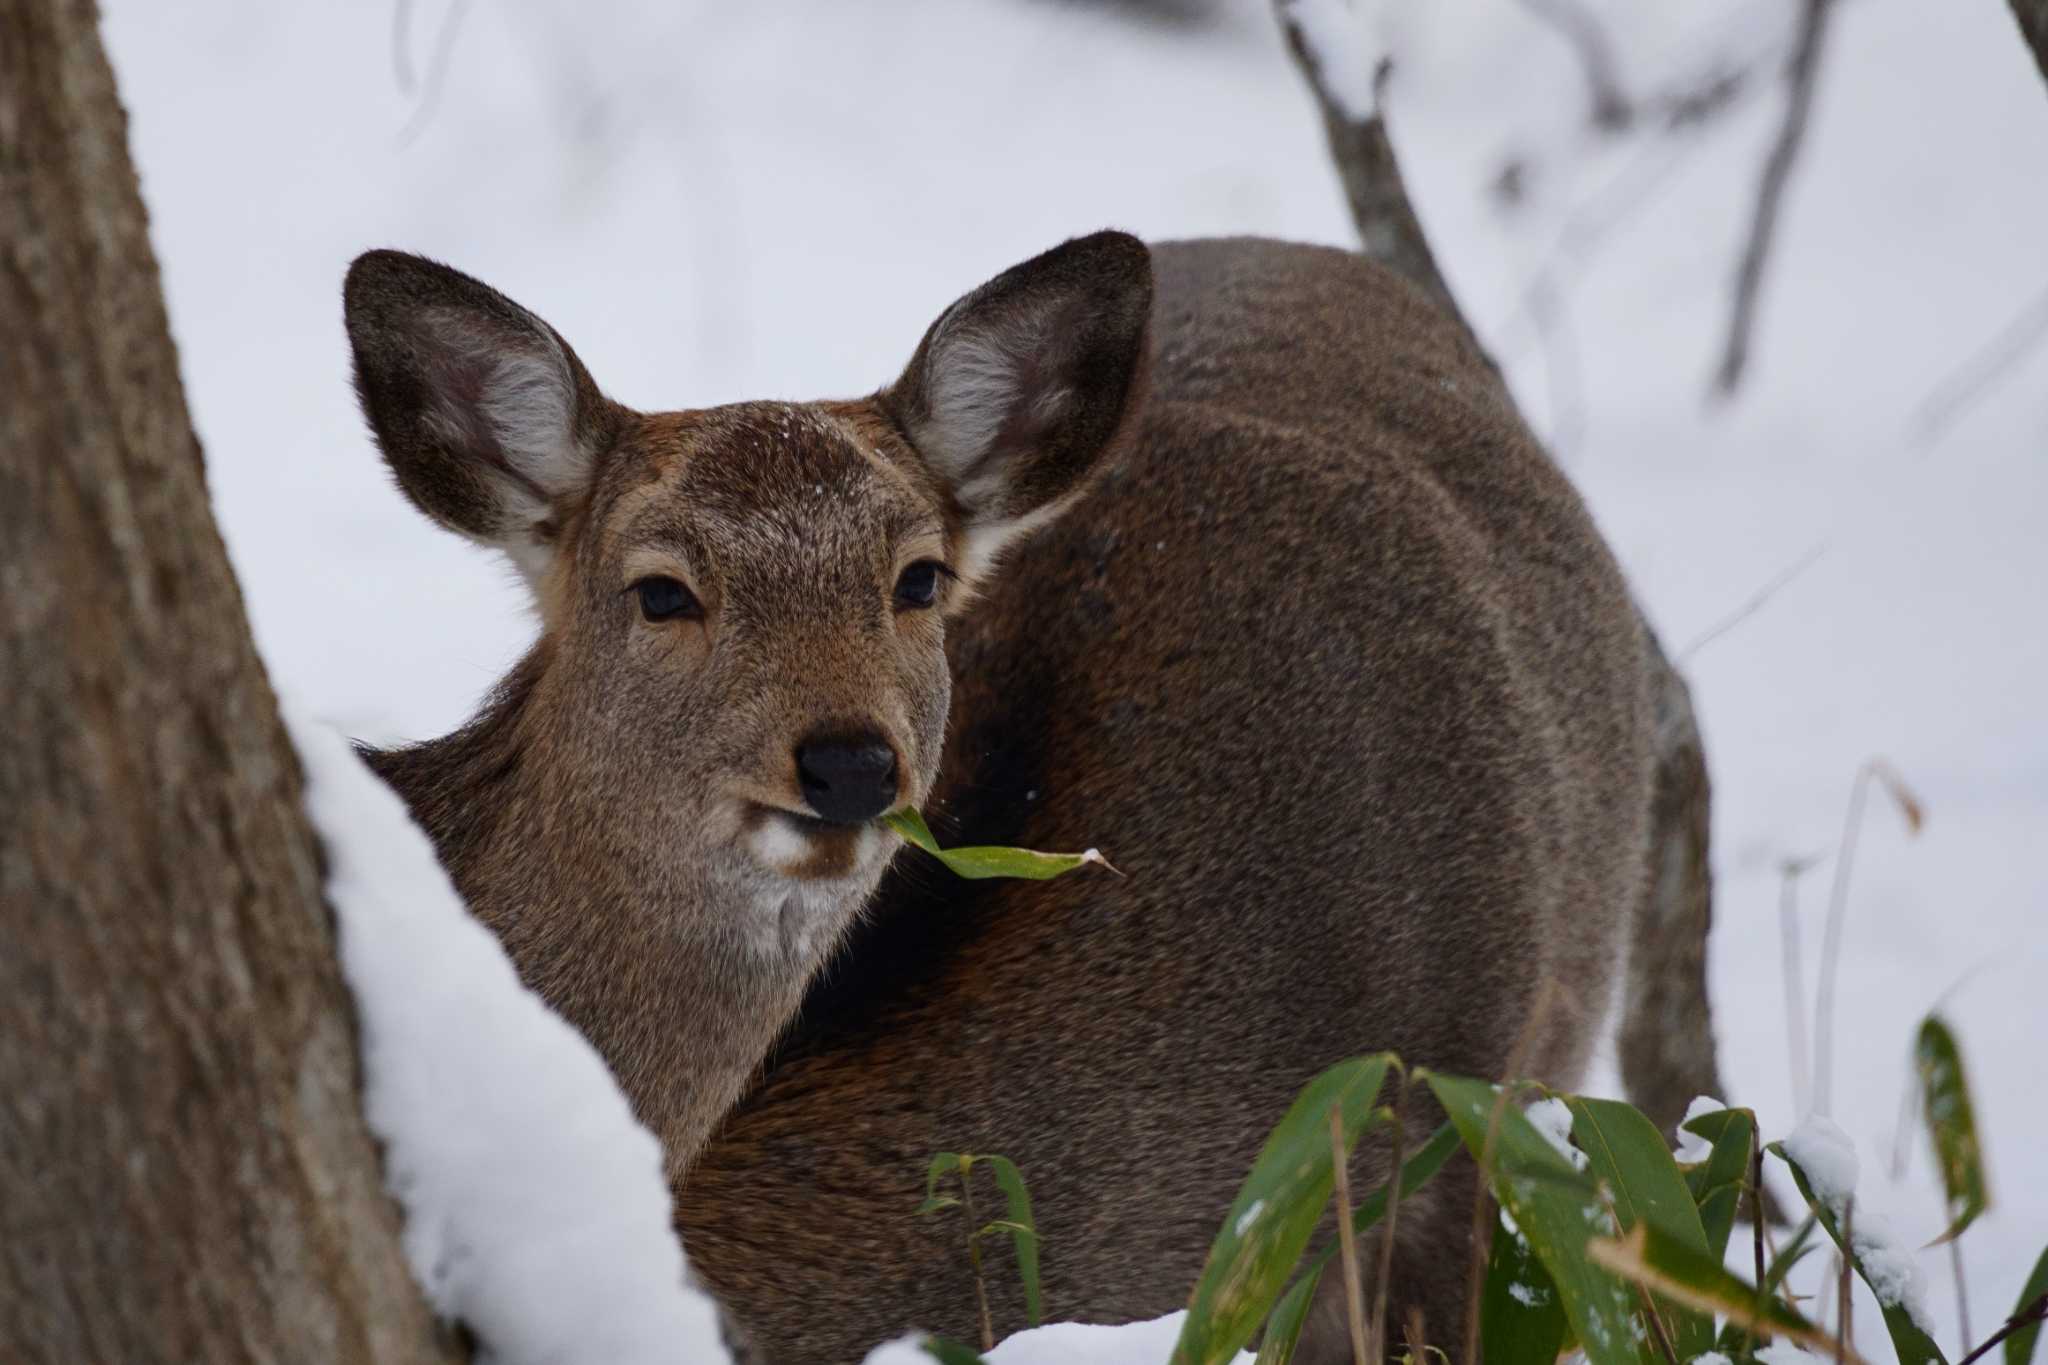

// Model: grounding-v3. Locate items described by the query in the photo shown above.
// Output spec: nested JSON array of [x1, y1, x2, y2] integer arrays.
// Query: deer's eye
[[634, 576, 701, 623], [893, 560, 949, 611]]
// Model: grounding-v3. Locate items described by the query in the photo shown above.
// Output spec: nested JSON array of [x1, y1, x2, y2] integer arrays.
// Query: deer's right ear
[[344, 250, 623, 586]]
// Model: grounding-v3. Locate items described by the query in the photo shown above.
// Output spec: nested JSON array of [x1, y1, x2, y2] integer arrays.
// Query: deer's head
[[344, 233, 1151, 959]]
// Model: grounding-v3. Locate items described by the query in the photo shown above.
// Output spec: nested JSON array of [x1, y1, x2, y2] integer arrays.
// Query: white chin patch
[[748, 816, 813, 871]]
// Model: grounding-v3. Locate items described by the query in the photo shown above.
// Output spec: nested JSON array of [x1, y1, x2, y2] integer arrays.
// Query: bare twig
[[396, 0, 475, 148], [1837, 1200, 1854, 1364], [1526, 274, 1589, 460], [1810, 766, 1867, 1121], [959, 1166, 995, 1351], [2008, 0, 2048, 88], [1812, 760, 1921, 1116], [1775, 853, 1822, 1115], [1952, 1239, 1973, 1356], [1712, 0, 1839, 397], [1592, 1180, 1682, 1364], [1752, 1136, 1768, 1322], [1271, 1, 1487, 365], [1910, 279, 2048, 452], [1957, 1292, 2048, 1365], [1462, 977, 1571, 1365], [1517, 0, 1633, 130], [391, 0, 416, 93], [1369, 1091, 1408, 1365], [1330, 1106, 1371, 1365], [1680, 542, 1828, 662], [1404, 1307, 1428, 1365]]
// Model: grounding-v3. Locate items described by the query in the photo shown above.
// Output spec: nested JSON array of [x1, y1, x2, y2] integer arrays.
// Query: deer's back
[[680, 238, 1654, 1361]]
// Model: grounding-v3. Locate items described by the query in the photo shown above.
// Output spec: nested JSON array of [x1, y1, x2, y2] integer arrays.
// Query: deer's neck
[[364, 651, 835, 1176]]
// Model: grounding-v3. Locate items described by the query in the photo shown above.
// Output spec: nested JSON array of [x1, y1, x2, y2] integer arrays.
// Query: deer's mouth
[[744, 804, 884, 882]]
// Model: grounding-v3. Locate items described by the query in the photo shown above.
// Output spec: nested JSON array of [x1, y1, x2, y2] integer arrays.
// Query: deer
[[343, 229, 1727, 1363]]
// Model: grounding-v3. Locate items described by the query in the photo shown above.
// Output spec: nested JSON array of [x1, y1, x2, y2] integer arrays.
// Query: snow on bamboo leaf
[[883, 807, 1115, 881], [1675, 1104, 1757, 1265], [1419, 1072, 1642, 1365], [1770, 1127, 1946, 1365], [1914, 1014, 1989, 1245]]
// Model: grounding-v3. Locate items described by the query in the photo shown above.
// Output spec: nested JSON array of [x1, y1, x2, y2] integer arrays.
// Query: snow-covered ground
[[104, 0, 2046, 1357]]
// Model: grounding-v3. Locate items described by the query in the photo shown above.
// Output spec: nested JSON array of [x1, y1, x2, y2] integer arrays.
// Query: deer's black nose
[[795, 733, 900, 825]]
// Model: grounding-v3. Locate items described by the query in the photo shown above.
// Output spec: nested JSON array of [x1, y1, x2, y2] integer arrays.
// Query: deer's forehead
[[598, 402, 939, 568]]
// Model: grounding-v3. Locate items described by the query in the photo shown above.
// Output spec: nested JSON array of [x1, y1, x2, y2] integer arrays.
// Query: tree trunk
[[0, 3, 457, 1361]]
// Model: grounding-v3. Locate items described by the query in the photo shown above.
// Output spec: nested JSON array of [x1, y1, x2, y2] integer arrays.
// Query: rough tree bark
[[0, 3, 458, 1361]]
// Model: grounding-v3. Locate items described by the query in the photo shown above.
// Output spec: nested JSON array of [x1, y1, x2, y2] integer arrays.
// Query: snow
[[1783, 1114, 1861, 1210], [101, 0, 2048, 1357], [986, 1313, 1250, 1364], [1508, 1280, 1550, 1308], [1755, 1346, 1824, 1365], [1526, 1097, 1590, 1172], [287, 711, 729, 1364], [1233, 1198, 1267, 1237], [1781, 1116, 1935, 1335], [1672, 1095, 1727, 1164], [1692, 1354, 1733, 1365]]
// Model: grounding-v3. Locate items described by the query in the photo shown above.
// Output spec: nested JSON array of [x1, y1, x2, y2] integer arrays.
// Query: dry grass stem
[[1330, 1105, 1371, 1365]]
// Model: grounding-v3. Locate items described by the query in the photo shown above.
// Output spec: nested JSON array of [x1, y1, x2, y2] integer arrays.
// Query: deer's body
[[351, 235, 1717, 1364]]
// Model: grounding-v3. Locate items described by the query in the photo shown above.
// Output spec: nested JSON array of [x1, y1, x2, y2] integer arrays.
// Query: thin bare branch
[[1518, 0, 1633, 130], [1462, 977, 1572, 1365], [1837, 1200, 1854, 1363], [1957, 1292, 2048, 1365], [1272, 1, 1485, 365], [1812, 759, 1921, 1116], [2008, 0, 2048, 88], [391, 0, 416, 93], [396, 0, 474, 148], [1910, 279, 2048, 452], [1329, 1106, 1371, 1365], [1680, 542, 1828, 661], [1952, 1238, 1973, 1357], [1712, 0, 1839, 398], [1369, 1090, 1407, 1365], [1776, 853, 1822, 1116]]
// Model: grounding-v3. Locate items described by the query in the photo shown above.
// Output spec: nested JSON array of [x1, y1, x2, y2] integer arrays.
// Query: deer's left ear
[[885, 231, 1152, 584]]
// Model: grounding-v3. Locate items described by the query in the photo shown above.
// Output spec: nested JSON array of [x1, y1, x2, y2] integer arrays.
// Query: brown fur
[[346, 234, 1717, 1363]]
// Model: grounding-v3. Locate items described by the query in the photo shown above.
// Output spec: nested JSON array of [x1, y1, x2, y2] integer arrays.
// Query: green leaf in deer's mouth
[[881, 807, 1116, 882]]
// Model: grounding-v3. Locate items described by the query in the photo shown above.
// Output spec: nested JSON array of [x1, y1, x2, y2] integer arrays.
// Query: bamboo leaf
[[921, 1337, 990, 1365], [979, 1155, 1044, 1329], [1677, 1105, 1758, 1264], [2006, 1246, 2048, 1365], [1769, 1139, 1948, 1365], [1171, 1056, 1394, 1365], [1482, 1204, 1568, 1365], [1421, 1072, 1645, 1365], [883, 807, 1113, 881], [924, 1151, 965, 1202], [1567, 1096, 1716, 1360], [1915, 1015, 1990, 1245], [1586, 1223, 1862, 1363], [1253, 1266, 1324, 1365]]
